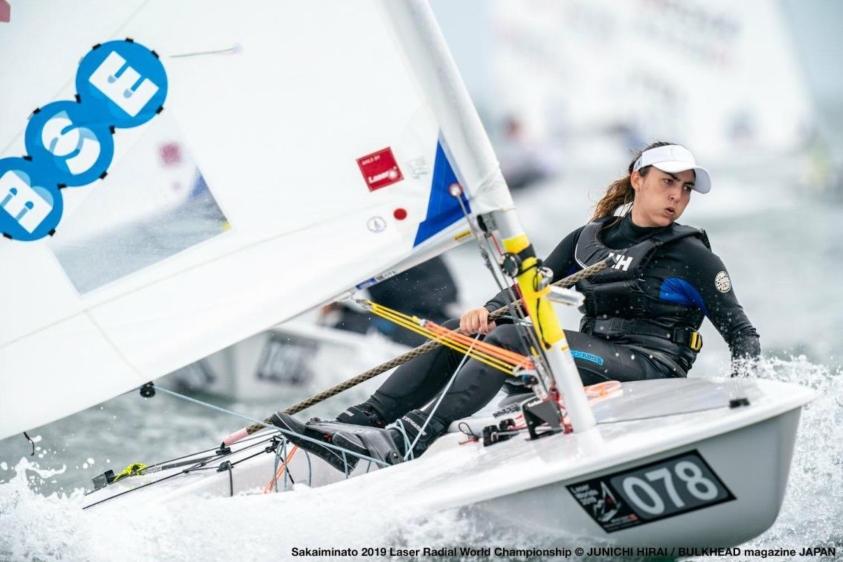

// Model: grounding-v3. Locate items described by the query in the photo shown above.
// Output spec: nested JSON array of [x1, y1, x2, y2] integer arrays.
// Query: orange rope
[[425, 321, 534, 370], [263, 446, 299, 493], [370, 304, 518, 374]]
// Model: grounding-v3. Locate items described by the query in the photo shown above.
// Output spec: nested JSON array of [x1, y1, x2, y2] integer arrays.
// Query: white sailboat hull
[[82, 378, 813, 547], [473, 407, 800, 547], [169, 320, 408, 402]]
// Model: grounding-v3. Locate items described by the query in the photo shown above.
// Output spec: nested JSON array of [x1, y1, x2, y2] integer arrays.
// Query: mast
[[381, 0, 596, 432]]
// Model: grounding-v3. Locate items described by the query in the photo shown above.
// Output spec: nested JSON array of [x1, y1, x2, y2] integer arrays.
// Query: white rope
[[401, 332, 481, 460], [154, 385, 391, 468]]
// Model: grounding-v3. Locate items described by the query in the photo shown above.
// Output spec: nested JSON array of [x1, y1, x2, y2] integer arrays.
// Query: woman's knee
[[484, 324, 523, 349]]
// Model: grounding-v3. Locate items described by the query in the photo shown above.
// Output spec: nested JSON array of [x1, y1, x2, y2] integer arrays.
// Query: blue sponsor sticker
[[0, 158, 63, 241], [76, 40, 168, 129], [1, 39, 166, 241], [571, 350, 605, 366], [24, 100, 115, 187]]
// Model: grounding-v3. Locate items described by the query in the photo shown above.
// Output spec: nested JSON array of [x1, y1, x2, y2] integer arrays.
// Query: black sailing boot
[[335, 402, 386, 427], [381, 409, 449, 459], [270, 412, 403, 473], [268, 401, 386, 473], [270, 409, 449, 474]]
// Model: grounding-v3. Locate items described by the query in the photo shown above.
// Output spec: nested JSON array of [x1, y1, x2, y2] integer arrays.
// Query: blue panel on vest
[[571, 349, 605, 366], [659, 277, 708, 315], [413, 140, 470, 247]]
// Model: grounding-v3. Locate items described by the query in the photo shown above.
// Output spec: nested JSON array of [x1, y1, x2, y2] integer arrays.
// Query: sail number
[[618, 461, 719, 516], [567, 450, 735, 533], [609, 452, 733, 521]]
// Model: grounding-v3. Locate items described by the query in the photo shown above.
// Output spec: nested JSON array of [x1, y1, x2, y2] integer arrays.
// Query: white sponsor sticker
[[714, 271, 731, 293], [367, 216, 387, 233]]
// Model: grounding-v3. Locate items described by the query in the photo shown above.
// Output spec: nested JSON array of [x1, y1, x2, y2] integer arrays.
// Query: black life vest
[[573, 216, 711, 373]]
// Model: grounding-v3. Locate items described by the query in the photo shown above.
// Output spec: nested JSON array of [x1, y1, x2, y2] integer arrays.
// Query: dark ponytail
[[591, 141, 674, 221]]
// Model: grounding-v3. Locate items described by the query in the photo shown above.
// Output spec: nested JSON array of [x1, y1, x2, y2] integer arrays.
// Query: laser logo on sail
[[356, 147, 404, 191], [0, 39, 167, 241]]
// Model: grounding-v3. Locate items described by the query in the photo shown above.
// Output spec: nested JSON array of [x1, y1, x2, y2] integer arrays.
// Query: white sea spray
[[740, 357, 843, 553], [1, 470, 434, 562]]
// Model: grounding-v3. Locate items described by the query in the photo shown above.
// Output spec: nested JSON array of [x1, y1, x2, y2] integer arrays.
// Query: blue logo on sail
[[1, 39, 167, 241], [25, 100, 116, 187], [413, 141, 469, 247], [76, 40, 168, 129], [0, 160, 63, 240]]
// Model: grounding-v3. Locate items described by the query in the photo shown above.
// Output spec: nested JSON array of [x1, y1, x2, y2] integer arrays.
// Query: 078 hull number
[[567, 450, 735, 533]]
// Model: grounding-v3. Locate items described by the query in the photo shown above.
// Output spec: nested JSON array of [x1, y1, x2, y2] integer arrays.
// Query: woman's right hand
[[459, 307, 496, 335]]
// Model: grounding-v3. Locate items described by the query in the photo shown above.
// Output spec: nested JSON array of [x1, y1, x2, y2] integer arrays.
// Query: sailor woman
[[274, 143, 760, 471]]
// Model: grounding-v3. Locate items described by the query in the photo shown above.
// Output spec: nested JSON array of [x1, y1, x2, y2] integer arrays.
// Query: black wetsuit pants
[[366, 319, 674, 427]]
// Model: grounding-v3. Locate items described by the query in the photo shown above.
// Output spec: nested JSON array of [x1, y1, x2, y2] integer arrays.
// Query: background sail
[[489, 0, 813, 161], [0, 0, 511, 439]]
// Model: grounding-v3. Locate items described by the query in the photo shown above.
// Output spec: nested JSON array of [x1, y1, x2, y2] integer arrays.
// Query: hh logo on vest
[[608, 252, 633, 271]]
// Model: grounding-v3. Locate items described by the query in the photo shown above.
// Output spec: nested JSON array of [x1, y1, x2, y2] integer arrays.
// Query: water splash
[[741, 357, 843, 553], [0, 471, 444, 562], [0, 458, 87, 562]]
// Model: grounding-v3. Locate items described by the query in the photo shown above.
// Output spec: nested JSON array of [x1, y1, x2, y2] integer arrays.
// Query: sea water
[[1, 169, 841, 561]]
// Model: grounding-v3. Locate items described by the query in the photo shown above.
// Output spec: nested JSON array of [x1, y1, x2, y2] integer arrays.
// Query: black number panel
[[567, 450, 735, 533]]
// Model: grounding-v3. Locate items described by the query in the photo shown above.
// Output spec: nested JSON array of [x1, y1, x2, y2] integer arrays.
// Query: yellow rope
[[369, 303, 514, 373], [367, 301, 524, 376]]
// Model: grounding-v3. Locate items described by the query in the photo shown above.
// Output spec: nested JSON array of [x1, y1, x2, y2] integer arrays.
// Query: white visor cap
[[633, 144, 711, 194]]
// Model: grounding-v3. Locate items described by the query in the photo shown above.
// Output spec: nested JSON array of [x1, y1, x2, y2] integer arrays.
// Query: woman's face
[[630, 167, 695, 227]]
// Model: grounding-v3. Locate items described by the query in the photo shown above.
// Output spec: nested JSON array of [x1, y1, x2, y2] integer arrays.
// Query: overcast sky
[[433, 0, 842, 115]]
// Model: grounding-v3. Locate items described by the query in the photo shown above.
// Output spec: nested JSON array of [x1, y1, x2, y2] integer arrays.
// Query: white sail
[[0, 0, 512, 439], [491, 0, 813, 159]]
